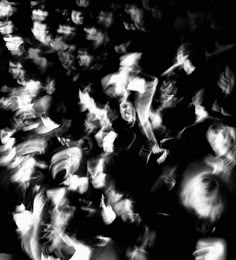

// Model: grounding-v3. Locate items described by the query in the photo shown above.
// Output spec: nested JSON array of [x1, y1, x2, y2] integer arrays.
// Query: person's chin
[[92, 182, 104, 189]]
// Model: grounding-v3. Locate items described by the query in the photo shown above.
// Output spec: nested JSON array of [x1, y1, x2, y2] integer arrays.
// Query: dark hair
[[0, 108, 16, 130], [178, 42, 206, 67]]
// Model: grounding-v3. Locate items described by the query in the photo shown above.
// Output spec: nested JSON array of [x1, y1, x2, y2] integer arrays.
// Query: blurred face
[[119, 53, 141, 73], [32, 8, 49, 22], [34, 94, 52, 115], [129, 6, 144, 25], [71, 10, 84, 25], [9, 61, 25, 81], [108, 191, 135, 222], [67, 175, 89, 194], [32, 21, 49, 43], [160, 81, 177, 103], [57, 24, 74, 35], [77, 49, 93, 68], [76, 0, 89, 8], [0, 20, 14, 35], [87, 157, 107, 189], [4, 35, 23, 55], [0, 1, 15, 20], [187, 10, 205, 28], [120, 101, 135, 124], [0, 128, 14, 145], [85, 26, 106, 47], [97, 11, 114, 28], [207, 126, 234, 157], [45, 78, 56, 95], [48, 189, 76, 228]]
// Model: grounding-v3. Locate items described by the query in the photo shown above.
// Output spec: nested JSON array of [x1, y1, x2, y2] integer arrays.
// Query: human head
[[77, 48, 94, 68], [71, 8, 85, 25], [31, 7, 49, 22], [106, 187, 137, 223], [97, 8, 114, 29], [0, 0, 16, 20], [76, 0, 90, 8], [180, 170, 227, 227], [84, 22, 109, 48], [31, 21, 50, 43], [9, 59, 25, 82], [207, 122, 236, 158], [119, 101, 136, 125], [87, 154, 108, 189]]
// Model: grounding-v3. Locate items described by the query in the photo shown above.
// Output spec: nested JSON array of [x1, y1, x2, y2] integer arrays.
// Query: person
[[150, 157, 236, 260]]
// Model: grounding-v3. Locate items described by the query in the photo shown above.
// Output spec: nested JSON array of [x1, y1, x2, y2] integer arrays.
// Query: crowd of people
[[1, 0, 236, 259]]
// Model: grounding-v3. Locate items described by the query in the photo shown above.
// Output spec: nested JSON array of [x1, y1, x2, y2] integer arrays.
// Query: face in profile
[[107, 188, 136, 222], [71, 10, 84, 25], [9, 61, 25, 81]]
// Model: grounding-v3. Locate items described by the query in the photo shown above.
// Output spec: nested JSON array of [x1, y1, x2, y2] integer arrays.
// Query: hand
[[57, 136, 71, 147], [102, 131, 117, 153], [156, 148, 169, 164], [100, 195, 116, 225]]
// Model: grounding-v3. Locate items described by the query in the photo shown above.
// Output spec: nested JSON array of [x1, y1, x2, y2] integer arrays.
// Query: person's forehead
[[88, 157, 104, 167], [32, 8, 48, 13], [72, 9, 83, 14], [85, 26, 101, 33], [10, 61, 22, 67], [99, 10, 113, 16]]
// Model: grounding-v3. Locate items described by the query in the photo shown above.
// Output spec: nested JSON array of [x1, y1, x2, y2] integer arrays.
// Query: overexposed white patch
[[194, 238, 227, 260], [13, 209, 33, 235], [127, 77, 146, 93], [60, 235, 92, 260], [102, 131, 117, 153], [67, 175, 89, 194], [4, 36, 23, 52]]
